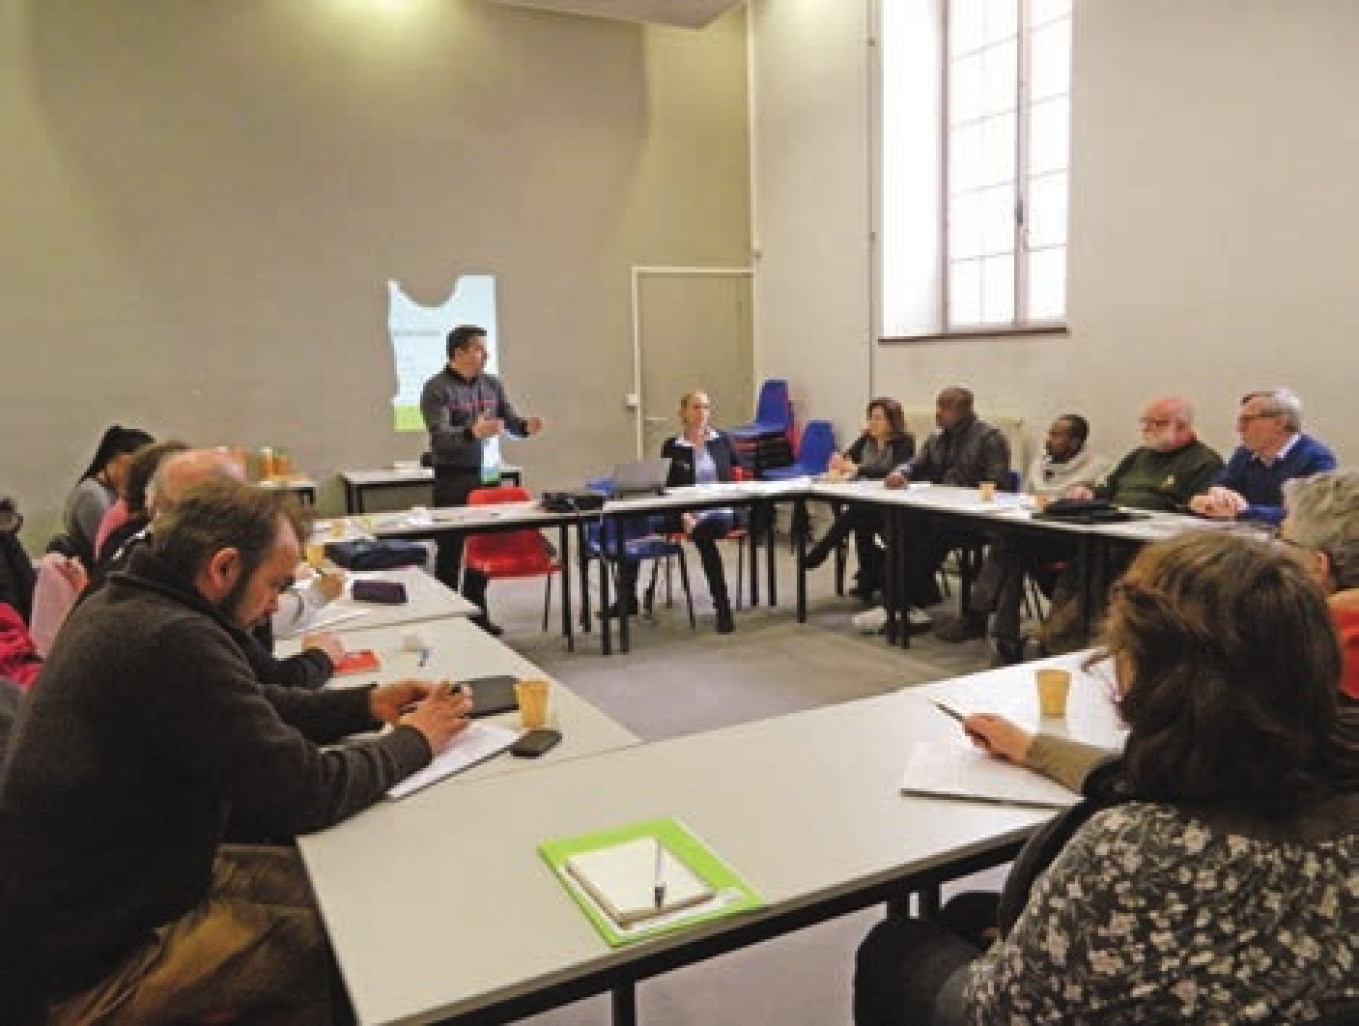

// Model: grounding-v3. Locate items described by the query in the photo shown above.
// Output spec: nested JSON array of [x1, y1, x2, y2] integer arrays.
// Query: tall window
[[879, 0, 1072, 336]]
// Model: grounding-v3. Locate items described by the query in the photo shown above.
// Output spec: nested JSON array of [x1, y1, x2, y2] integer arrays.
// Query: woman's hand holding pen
[[392, 680, 474, 753], [962, 713, 1035, 766]]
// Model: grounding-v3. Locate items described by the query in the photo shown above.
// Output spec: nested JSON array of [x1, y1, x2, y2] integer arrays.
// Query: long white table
[[299, 654, 1122, 1026], [802, 481, 1227, 646], [293, 617, 640, 779]]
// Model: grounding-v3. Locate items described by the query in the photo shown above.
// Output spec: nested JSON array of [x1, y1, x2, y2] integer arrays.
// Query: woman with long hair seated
[[58, 425, 154, 567], [803, 397, 915, 602], [855, 530, 1359, 1024]]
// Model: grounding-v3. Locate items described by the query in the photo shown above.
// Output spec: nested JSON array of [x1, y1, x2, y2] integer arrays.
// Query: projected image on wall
[[388, 275, 500, 467]]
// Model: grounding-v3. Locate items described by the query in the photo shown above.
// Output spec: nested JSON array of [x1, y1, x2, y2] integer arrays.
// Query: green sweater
[[1094, 440, 1223, 513]]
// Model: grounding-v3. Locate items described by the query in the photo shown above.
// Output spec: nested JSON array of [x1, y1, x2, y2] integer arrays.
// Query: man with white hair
[[1190, 388, 1336, 525], [1282, 469, 1359, 703]]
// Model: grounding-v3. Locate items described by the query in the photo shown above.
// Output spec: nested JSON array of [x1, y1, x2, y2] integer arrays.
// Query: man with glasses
[[1039, 397, 1224, 654], [1068, 396, 1223, 512], [1189, 388, 1336, 525]]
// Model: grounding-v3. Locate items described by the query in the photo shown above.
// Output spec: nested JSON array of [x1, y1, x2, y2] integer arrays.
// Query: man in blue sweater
[[1189, 388, 1336, 525]]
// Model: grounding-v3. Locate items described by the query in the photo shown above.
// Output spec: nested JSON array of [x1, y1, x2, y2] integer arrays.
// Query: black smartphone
[[511, 728, 562, 758]]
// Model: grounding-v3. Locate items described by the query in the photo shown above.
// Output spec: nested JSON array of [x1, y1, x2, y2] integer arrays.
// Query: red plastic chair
[[463, 486, 562, 631]]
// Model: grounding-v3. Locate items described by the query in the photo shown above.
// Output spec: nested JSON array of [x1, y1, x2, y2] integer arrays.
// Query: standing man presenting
[[420, 324, 543, 635]]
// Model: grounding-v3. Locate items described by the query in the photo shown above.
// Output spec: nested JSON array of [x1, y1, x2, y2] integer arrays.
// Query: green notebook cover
[[539, 816, 764, 947]]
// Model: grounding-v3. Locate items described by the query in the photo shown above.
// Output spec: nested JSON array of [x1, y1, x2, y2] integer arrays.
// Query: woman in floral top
[[856, 531, 1359, 1025]]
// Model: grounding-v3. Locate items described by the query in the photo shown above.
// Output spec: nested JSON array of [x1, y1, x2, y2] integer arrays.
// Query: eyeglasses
[[1138, 417, 1173, 428], [1236, 412, 1279, 426]]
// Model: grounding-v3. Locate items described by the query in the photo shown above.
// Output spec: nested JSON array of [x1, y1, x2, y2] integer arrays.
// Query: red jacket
[[1334, 604, 1359, 703], [0, 603, 41, 691]]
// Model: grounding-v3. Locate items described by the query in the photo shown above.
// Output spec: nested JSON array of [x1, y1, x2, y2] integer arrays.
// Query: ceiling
[[486, 0, 745, 29]]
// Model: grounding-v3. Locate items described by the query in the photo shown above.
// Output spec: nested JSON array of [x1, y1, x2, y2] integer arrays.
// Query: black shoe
[[472, 615, 504, 637], [597, 600, 640, 619], [715, 604, 734, 634]]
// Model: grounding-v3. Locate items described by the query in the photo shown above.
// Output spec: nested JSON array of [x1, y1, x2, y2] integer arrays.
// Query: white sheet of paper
[[900, 741, 1079, 809], [387, 722, 519, 799]]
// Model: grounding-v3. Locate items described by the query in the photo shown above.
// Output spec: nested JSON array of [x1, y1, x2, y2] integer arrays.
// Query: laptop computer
[[609, 457, 672, 498]]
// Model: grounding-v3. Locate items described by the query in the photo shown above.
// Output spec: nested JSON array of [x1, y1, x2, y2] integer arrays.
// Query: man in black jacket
[[0, 479, 471, 1023], [420, 324, 543, 635]]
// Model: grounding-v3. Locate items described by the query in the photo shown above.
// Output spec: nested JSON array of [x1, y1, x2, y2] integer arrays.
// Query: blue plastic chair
[[579, 490, 696, 628], [727, 379, 792, 441], [763, 420, 837, 480]]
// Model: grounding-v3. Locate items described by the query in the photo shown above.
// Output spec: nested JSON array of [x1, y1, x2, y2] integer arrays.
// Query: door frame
[[630, 265, 755, 457]]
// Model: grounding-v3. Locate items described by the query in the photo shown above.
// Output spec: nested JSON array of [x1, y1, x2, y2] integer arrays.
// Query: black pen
[[400, 682, 464, 715], [932, 699, 985, 742], [930, 700, 967, 724]]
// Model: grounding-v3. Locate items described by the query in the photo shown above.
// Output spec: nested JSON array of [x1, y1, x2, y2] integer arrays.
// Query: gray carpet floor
[[476, 536, 1013, 1026]]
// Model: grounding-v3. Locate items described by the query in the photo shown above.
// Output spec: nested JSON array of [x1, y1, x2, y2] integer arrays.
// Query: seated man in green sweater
[[0, 478, 473, 1024], [1038, 396, 1223, 652]]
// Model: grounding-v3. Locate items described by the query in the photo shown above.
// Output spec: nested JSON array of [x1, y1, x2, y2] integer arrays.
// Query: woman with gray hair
[[1282, 468, 1359, 701]]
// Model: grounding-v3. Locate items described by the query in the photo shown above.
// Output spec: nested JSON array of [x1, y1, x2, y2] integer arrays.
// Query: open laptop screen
[[609, 458, 672, 497]]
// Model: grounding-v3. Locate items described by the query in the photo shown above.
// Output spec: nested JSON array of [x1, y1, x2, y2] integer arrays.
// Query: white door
[[634, 268, 754, 459]]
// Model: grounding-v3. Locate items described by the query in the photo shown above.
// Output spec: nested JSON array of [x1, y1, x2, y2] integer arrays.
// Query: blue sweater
[[1210, 433, 1337, 524]]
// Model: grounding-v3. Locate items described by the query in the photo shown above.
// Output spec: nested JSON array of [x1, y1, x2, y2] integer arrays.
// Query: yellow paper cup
[[514, 678, 551, 730], [978, 480, 997, 502], [1036, 668, 1072, 718], [305, 541, 327, 569]]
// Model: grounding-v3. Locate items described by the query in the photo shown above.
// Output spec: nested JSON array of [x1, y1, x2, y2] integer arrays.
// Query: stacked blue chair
[[764, 420, 838, 551], [727, 379, 794, 477], [763, 420, 837, 481]]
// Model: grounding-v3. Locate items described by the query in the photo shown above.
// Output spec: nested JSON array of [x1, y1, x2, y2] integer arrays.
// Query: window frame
[[877, 0, 1071, 343]]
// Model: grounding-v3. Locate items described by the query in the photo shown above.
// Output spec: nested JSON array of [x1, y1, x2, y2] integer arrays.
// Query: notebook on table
[[564, 837, 715, 927], [610, 458, 672, 497]]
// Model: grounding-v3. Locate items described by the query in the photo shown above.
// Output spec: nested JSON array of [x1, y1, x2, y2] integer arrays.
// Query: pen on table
[[653, 839, 667, 910], [417, 646, 431, 669]]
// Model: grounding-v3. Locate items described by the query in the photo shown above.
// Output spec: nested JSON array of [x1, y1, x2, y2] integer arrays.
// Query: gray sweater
[[420, 365, 529, 471], [0, 549, 431, 1000]]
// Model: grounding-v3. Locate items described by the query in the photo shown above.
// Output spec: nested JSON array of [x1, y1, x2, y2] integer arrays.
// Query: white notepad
[[564, 837, 715, 927], [900, 741, 1079, 810]]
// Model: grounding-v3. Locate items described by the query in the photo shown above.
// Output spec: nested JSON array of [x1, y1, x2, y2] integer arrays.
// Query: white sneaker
[[852, 606, 889, 633], [907, 607, 933, 628]]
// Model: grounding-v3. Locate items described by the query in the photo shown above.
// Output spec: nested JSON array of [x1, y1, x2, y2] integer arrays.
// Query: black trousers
[[432, 468, 489, 609], [617, 513, 732, 609], [853, 894, 994, 1026]]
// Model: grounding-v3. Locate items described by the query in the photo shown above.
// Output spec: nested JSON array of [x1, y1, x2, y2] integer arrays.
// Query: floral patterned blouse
[[965, 801, 1359, 1023]]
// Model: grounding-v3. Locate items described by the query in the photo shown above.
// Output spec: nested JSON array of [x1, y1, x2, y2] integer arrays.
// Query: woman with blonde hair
[[610, 390, 739, 633]]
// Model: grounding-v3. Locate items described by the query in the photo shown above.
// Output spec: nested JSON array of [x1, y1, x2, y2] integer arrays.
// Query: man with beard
[[0, 479, 472, 1023], [1038, 396, 1223, 652]]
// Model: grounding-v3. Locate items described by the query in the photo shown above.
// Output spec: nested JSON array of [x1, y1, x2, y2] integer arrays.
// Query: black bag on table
[[324, 539, 426, 570]]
